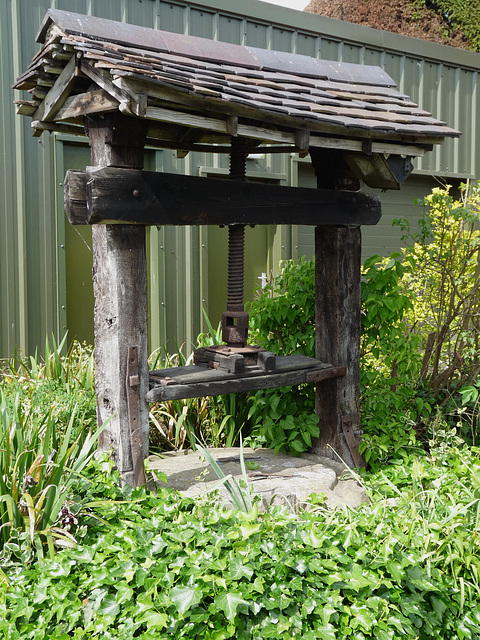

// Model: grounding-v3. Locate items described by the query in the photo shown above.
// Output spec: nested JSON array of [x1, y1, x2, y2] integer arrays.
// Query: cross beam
[[64, 167, 381, 226]]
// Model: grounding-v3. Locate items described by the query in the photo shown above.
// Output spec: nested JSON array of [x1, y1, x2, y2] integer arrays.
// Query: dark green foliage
[[246, 255, 426, 462], [248, 257, 315, 357], [1, 446, 480, 638], [246, 259, 318, 454], [413, 0, 480, 50], [359, 254, 426, 466]]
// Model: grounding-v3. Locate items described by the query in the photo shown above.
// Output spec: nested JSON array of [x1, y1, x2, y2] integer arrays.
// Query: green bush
[[1, 444, 480, 638], [246, 254, 425, 462], [248, 257, 315, 357], [395, 184, 480, 392], [359, 254, 426, 466], [247, 258, 318, 455]]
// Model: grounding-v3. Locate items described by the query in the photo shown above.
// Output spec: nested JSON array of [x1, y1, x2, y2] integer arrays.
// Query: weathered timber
[[64, 167, 382, 226], [126, 346, 146, 487], [194, 346, 276, 373], [85, 112, 150, 487], [33, 54, 77, 123], [313, 224, 362, 465], [341, 415, 365, 468], [310, 148, 363, 467], [81, 60, 146, 117], [54, 89, 120, 121], [64, 170, 88, 224], [151, 354, 321, 385], [14, 100, 40, 116], [147, 358, 346, 401], [31, 120, 85, 136]]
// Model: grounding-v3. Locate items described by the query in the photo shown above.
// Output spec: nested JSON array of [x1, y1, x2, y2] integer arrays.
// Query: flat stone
[[148, 447, 368, 512]]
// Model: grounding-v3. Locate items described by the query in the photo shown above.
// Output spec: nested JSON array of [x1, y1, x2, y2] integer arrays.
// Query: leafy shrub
[[395, 184, 480, 392], [248, 257, 315, 357], [246, 258, 319, 455], [359, 254, 426, 466], [1, 445, 480, 638], [247, 255, 425, 462]]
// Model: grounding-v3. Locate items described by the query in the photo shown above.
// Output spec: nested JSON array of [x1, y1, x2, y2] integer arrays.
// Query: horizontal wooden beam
[[113, 75, 439, 149], [146, 359, 347, 402], [64, 167, 382, 226]]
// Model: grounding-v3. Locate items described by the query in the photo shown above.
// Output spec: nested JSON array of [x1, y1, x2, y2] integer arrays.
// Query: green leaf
[[137, 610, 168, 629], [214, 592, 248, 623], [170, 585, 203, 615], [314, 625, 337, 640], [228, 556, 254, 580]]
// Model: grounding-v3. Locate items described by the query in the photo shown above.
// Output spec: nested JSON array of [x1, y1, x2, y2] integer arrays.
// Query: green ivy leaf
[[170, 585, 202, 615], [214, 592, 248, 623]]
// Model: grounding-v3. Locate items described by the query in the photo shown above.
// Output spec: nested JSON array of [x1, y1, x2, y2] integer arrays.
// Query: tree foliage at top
[[420, 0, 480, 50]]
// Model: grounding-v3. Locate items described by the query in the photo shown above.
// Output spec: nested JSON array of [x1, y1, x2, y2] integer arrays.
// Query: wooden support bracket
[[126, 346, 146, 487], [341, 415, 365, 468]]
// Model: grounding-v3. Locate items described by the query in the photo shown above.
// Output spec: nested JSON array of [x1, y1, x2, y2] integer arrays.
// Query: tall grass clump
[[1, 335, 96, 440], [0, 337, 101, 565], [0, 393, 103, 564]]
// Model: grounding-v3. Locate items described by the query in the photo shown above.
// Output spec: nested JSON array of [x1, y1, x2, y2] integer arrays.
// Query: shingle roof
[[13, 9, 460, 155]]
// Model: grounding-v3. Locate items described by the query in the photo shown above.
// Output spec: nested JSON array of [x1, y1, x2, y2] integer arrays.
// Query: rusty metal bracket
[[341, 414, 365, 468], [126, 346, 146, 487]]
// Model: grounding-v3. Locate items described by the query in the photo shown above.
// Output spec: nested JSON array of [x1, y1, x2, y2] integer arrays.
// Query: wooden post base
[[311, 224, 363, 466]]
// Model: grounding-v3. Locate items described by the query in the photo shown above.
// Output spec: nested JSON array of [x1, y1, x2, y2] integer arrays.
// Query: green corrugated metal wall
[[2, 0, 480, 358]]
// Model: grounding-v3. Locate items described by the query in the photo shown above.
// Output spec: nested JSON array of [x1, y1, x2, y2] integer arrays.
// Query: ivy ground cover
[[1, 443, 480, 640]]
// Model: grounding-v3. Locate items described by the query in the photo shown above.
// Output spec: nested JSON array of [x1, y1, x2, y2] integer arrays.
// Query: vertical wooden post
[[309, 149, 363, 466], [85, 113, 149, 486]]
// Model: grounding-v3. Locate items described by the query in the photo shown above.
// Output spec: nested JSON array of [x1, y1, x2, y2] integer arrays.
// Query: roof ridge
[[38, 8, 396, 87]]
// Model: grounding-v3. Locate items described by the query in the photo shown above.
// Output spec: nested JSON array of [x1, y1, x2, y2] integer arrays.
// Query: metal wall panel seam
[[0, 0, 17, 356], [470, 72, 478, 178], [453, 67, 461, 176], [11, 0, 28, 353], [53, 136, 69, 344]]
